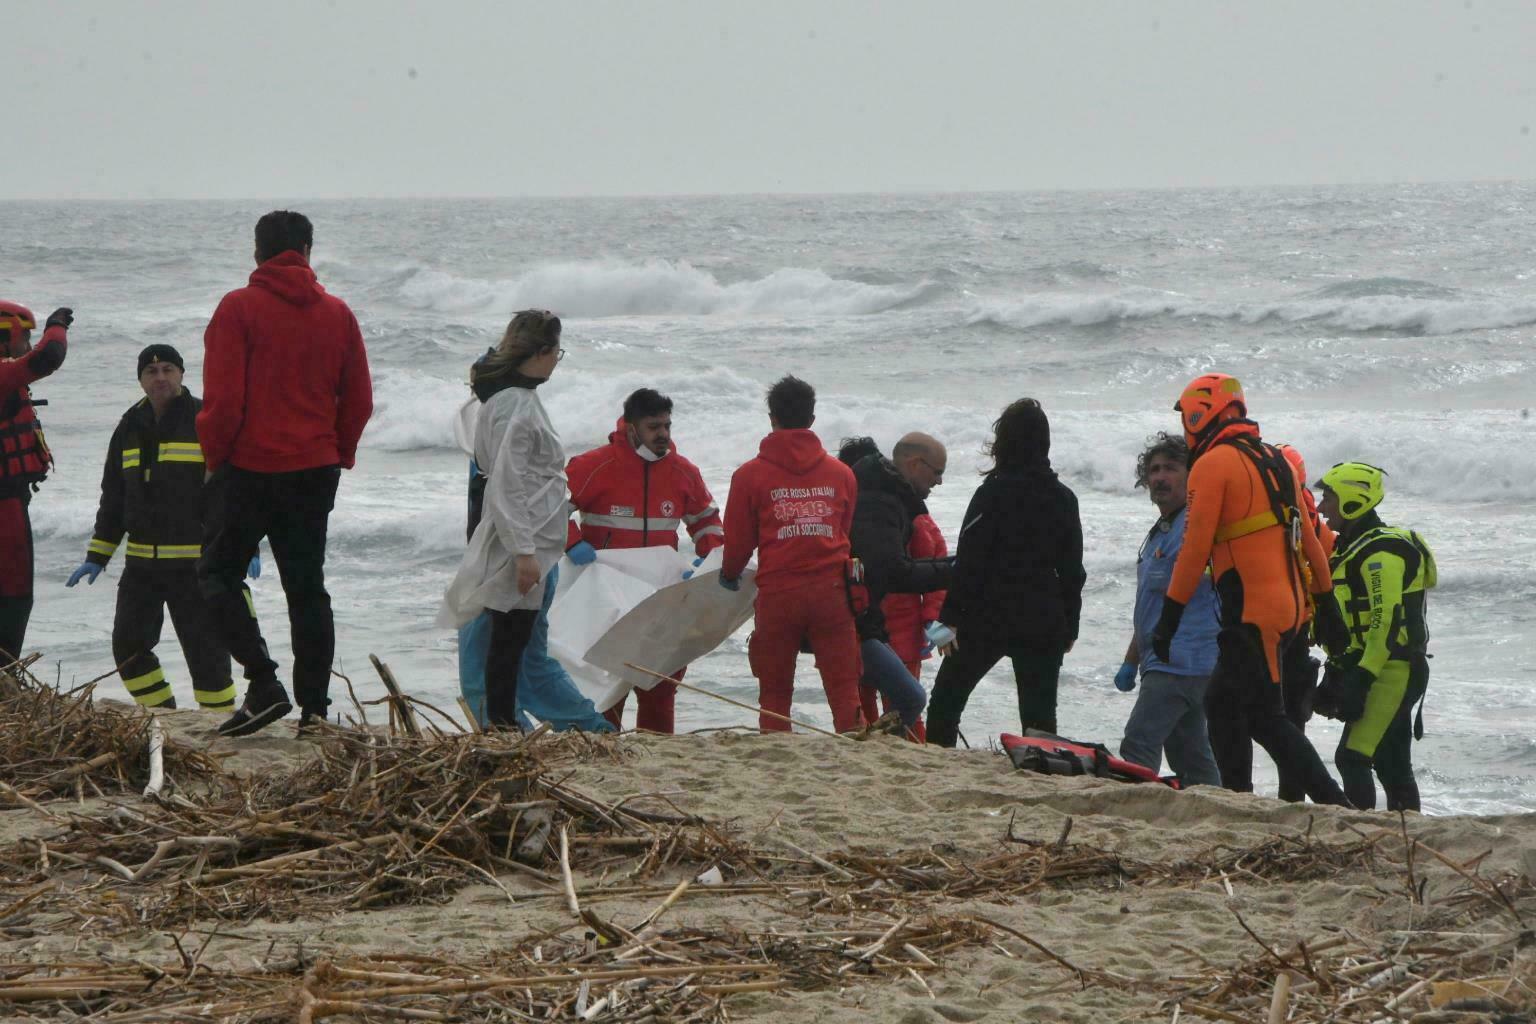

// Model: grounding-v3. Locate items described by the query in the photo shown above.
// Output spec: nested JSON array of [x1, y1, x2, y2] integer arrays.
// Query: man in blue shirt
[[1114, 433, 1222, 786]]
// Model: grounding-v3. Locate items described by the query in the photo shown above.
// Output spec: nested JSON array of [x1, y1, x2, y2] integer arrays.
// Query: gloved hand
[[248, 554, 262, 579], [682, 555, 705, 580], [924, 621, 958, 655], [45, 307, 74, 330], [1149, 597, 1186, 664], [1114, 662, 1137, 692], [1337, 665, 1375, 723], [718, 574, 740, 592], [1312, 595, 1350, 657], [566, 541, 597, 566], [66, 562, 103, 587]]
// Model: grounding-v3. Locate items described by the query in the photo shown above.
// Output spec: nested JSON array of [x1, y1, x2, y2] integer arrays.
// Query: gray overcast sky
[[5, 0, 1534, 198]]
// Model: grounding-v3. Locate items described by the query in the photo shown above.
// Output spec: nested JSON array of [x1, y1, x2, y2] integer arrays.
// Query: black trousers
[[1204, 624, 1350, 806], [1276, 634, 1322, 801], [0, 491, 33, 665], [114, 562, 235, 708], [484, 607, 538, 728], [926, 632, 1063, 749], [197, 466, 340, 712]]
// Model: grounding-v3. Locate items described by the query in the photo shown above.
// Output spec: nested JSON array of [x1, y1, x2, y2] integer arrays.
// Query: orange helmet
[[1174, 372, 1246, 447], [0, 301, 36, 346]]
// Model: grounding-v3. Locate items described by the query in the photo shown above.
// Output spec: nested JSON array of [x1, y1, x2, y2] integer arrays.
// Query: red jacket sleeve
[[0, 328, 66, 398], [913, 514, 948, 623], [197, 295, 248, 472], [681, 461, 725, 556], [333, 311, 373, 470], [720, 465, 756, 580]]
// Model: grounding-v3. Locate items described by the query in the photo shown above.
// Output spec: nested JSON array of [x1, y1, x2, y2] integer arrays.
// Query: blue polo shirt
[[1134, 508, 1219, 677]]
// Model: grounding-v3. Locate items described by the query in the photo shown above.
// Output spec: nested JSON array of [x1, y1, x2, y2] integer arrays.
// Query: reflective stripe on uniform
[[693, 524, 724, 539], [158, 442, 205, 463], [1213, 509, 1279, 543], [88, 538, 119, 558], [681, 505, 719, 526], [243, 588, 257, 618], [125, 541, 202, 559], [193, 683, 237, 709], [581, 512, 682, 532], [121, 447, 142, 469], [124, 667, 172, 705]]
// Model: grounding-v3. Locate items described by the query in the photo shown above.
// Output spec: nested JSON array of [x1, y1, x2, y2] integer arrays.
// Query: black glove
[[1312, 595, 1349, 657], [1313, 664, 1344, 721], [1337, 665, 1374, 723], [45, 307, 73, 330], [1149, 597, 1186, 663]]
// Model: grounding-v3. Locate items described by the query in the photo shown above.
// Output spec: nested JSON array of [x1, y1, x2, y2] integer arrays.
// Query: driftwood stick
[[1266, 971, 1292, 1024], [141, 717, 165, 799], [369, 654, 419, 738], [624, 662, 849, 740]]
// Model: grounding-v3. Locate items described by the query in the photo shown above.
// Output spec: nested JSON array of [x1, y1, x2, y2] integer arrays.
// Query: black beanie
[[138, 344, 184, 376]]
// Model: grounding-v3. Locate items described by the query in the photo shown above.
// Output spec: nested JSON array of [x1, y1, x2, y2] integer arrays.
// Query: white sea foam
[[361, 370, 468, 451], [392, 259, 930, 317], [967, 289, 1536, 335]]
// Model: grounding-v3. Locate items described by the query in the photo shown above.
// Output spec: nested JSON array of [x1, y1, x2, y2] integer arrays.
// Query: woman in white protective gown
[[437, 309, 569, 729]]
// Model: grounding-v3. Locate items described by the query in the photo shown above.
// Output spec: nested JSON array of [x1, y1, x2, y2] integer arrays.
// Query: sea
[[4, 184, 1533, 816]]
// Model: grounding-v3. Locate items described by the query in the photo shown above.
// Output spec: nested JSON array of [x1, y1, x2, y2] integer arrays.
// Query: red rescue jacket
[[0, 323, 68, 492], [722, 429, 857, 595], [565, 417, 724, 555], [882, 512, 948, 664], [198, 252, 373, 473]]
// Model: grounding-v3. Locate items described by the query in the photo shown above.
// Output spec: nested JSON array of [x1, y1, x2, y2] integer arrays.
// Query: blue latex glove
[[567, 541, 597, 566], [718, 574, 740, 592], [248, 554, 262, 579], [66, 562, 103, 587], [682, 555, 706, 580], [1114, 662, 1138, 692]]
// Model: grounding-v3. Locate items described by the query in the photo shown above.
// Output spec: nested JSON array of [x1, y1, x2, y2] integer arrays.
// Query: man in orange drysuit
[[1150, 373, 1351, 804]]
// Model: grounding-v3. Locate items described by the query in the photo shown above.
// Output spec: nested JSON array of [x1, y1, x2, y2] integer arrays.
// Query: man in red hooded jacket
[[0, 302, 71, 665], [566, 387, 724, 733], [721, 376, 863, 733], [197, 211, 373, 738]]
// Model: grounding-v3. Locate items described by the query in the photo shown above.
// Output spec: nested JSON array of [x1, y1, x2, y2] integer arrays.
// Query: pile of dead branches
[[0, 662, 224, 810]]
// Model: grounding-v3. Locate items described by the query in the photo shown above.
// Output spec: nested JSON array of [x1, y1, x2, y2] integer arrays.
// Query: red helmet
[[0, 301, 36, 344], [1275, 443, 1306, 483], [1174, 372, 1246, 447]]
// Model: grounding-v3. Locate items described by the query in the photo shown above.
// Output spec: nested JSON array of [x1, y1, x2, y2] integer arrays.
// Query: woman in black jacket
[[926, 399, 1085, 748]]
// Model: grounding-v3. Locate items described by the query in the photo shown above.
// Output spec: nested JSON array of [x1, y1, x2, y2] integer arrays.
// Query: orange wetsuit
[[1167, 424, 1332, 683]]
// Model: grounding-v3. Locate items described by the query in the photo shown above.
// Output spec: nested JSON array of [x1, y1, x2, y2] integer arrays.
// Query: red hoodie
[[722, 429, 857, 595], [198, 252, 373, 473], [566, 417, 724, 555]]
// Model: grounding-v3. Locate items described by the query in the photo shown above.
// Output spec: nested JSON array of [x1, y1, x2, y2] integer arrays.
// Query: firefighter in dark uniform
[[0, 302, 71, 665], [66, 345, 250, 710]]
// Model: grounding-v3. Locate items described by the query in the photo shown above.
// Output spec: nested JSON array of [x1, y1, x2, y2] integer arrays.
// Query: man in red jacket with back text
[[197, 211, 373, 737], [566, 387, 724, 733], [720, 376, 863, 734]]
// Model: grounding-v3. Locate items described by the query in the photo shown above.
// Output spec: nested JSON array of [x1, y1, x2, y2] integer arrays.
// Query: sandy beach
[[1, 675, 1532, 1023]]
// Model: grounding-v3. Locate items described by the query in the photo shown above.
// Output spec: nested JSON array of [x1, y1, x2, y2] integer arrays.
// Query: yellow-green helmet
[[1316, 461, 1387, 520]]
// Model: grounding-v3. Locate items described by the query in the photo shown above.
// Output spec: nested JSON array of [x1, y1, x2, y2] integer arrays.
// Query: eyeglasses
[[919, 458, 946, 481], [555, 348, 566, 362]]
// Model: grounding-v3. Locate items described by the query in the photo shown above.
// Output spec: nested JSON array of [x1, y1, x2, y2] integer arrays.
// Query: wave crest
[[392, 259, 932, 318]]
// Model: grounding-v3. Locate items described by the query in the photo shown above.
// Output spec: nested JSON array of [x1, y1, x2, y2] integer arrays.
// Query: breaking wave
[[390, 259, 934, 318]]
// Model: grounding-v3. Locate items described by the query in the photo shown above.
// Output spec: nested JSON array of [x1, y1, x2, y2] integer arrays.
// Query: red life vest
[[0, 390, 51, 488]]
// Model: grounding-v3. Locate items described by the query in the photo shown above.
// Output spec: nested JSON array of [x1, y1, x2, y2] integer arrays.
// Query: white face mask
[[635, 442, 665, 463]]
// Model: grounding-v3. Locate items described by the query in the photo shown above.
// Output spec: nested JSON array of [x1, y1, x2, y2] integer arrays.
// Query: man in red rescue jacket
[[566, 387, 725, 732], [0, 302, 71, 664], [197, 211, 374, 738], [721, 376, 863, 733]]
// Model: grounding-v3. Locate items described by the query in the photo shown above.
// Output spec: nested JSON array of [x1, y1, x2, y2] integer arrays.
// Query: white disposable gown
[[438, 385, 568, 626]]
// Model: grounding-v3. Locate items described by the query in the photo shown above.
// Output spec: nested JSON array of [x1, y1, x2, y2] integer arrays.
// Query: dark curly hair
[[1134, 431, 1188, 488], [837, 436, 881, 468]]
